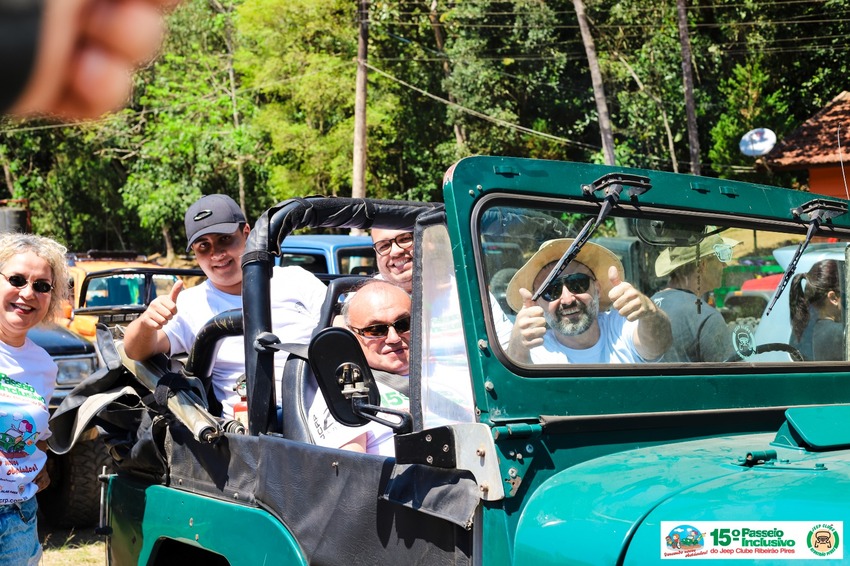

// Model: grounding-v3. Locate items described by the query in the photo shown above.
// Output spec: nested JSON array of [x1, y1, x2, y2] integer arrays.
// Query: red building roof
[[763, 91, 850, 170]]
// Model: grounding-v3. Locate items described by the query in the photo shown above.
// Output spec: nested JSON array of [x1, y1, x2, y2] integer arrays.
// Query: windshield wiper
[[765, 198, 848, 315], [532, 173, 651, 301]]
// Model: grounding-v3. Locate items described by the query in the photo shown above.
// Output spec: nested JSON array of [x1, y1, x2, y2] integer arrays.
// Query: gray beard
[[545, 294, 599, 336]]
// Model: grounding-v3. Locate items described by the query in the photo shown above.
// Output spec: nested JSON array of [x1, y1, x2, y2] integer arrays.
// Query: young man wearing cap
[[505, 239, 672, 364], [651, 234, 739, 362], [124, 194, 327, 417]]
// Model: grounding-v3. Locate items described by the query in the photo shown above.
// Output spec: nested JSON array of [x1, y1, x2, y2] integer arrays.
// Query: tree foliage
[[1, 0, 848, 253]]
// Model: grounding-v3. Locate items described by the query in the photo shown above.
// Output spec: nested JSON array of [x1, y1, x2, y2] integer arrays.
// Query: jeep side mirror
[[308, 327, 379, 427], [308, 327, 412, 434]]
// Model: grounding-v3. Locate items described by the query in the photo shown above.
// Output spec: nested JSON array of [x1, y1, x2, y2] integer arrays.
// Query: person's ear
[[827, 290, 841, 305]]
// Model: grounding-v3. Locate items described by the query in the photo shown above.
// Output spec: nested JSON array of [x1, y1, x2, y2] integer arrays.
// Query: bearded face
[[544, 291, 600, 336]]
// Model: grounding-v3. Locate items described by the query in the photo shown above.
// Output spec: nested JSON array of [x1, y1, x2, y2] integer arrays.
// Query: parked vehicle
[[278, 234, 377, 275], [63, 250, 193, 340], [40, 259, 204, 528], [53, 157, 850, 564]]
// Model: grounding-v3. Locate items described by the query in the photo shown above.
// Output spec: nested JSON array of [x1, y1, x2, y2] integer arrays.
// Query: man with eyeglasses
[[308, 280, 410, 455], [124, 194, 327, 417], [651, 234, 739, 362], [505, 239, 672, 364], [371, 229, 414, 293]]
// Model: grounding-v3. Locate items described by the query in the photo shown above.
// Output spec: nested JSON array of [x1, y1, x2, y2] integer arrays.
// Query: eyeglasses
[[713, 243, 734, 263], [0, 273, 54, 294], [349, 315, 411, 339], [540, 273, 595, 302], [373, 232, 414, 256]]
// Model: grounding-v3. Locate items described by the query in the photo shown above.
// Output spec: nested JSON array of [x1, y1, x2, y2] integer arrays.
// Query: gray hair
[[0, 233, 69, 322]]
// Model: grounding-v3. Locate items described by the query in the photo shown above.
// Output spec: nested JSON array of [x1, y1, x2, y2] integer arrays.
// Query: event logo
[[807, 524, 840, 558]]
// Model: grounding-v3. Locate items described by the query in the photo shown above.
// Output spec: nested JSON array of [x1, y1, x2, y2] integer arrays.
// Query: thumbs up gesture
[[506, 287, 547, 361], [607, 265, 656, 321], [139, 279, 184, 330]]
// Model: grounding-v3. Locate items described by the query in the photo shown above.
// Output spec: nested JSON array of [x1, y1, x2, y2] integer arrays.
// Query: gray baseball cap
[[184, 194, 246, 251]]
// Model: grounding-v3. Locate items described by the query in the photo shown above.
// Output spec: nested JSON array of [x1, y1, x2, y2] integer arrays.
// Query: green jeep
[[53, 156, 850, 564]]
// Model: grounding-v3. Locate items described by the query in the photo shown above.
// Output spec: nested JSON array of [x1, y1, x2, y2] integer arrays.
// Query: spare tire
[[38, 439, 112, 528]]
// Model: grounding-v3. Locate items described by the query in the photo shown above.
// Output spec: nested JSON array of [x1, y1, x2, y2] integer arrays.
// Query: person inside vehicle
[[790, 259, 844, 361], [651, 234, 739, 362], [123, 194, 327, 417], [505, 239, 672, 364], [371, 227, 514, 348], [309, 280, 410, 455], [4, 0, 180, 120], [0, 233, 70, 564], [371, 228, 414, 293]]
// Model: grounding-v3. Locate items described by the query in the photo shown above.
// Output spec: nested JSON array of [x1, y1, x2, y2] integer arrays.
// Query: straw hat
[[654, 235, 741, 278], [506, 239, 624, 313]]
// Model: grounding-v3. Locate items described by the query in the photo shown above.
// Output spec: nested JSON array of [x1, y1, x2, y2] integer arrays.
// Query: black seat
[[279, 276, 371, 442]]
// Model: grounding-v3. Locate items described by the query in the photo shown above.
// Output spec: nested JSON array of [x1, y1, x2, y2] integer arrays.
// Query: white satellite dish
[[739, 127, 777, 157]]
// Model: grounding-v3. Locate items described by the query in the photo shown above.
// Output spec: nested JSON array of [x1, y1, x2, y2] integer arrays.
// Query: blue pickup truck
[[278, 234, 377, 275]]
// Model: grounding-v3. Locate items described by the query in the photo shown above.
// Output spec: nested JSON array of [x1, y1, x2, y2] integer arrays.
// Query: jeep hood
[[513, 425, 850, 565]]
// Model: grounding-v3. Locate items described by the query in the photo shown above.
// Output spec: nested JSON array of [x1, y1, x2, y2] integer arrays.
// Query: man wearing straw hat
[[651, 234, 740, 362], [505, 239, 672, 364]]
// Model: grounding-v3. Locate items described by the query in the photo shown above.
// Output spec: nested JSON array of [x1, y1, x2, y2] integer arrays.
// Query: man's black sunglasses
[[373, 232, 414, 256], [350, 315, 411, 339], [1, 273, 54, 294], [540, 273, 594, 302]]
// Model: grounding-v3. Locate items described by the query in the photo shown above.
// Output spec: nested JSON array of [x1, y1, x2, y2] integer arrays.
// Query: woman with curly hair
[[0, 232, 69, 565]]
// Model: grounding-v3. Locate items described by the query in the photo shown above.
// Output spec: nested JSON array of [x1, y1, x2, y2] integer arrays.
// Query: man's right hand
[[138, 279, 183, 330], [506, 288, 547, 362]]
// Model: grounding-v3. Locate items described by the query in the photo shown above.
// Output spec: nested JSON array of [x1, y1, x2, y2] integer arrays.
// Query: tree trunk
[[573, 0, 615, 165], [352, 0, 368, 202], [162, 225, 174, 262], [429, 0, 467, 150], [209, 0, 248, 216], [677, 0, 701, 176], [618, 55, 679, 172]]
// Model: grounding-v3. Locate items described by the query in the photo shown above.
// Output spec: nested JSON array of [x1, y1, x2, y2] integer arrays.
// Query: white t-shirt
[[529, 310, 643, 364], [0, 338, 56, 504], [163, 265, 326, 416], [308, 376, 409, 456]]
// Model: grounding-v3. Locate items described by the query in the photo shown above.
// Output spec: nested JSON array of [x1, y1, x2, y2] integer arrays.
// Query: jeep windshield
[[478, 200, 848, 366], [478, 200, 849, 368]]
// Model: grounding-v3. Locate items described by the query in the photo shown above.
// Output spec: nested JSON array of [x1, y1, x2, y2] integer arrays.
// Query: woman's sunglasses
[[1, 273, 54, 294], [350, 315, 411, 339], [540, 273, 594, 302]]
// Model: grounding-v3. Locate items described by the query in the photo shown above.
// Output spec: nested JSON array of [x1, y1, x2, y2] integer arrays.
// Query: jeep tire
[[38, 439, 112, 528]]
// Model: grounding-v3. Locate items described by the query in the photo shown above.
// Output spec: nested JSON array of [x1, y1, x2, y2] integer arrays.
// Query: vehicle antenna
[[838, 124, 849, 200]]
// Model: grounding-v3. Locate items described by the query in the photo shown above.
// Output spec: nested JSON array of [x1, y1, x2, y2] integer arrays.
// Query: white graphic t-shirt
[[308, 376, 409, 456], [0, 338, 56, 505], [163, 265, 326, 416]]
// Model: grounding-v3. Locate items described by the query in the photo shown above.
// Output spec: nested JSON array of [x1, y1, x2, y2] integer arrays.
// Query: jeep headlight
[[56, 356, 97, 386]]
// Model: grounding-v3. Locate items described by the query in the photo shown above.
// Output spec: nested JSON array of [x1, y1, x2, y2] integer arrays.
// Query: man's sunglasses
[[350, 315, 411, 339], [1, 273, 54, 294], [373, 232, 414, 256], [540, 273, 594, 302]]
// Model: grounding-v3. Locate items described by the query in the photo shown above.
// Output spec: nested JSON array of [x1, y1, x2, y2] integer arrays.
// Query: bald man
[[308, 280, 411, 455]]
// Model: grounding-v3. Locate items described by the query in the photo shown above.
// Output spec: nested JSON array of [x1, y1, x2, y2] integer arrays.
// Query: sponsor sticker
[[660, 522, 842, 560]]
